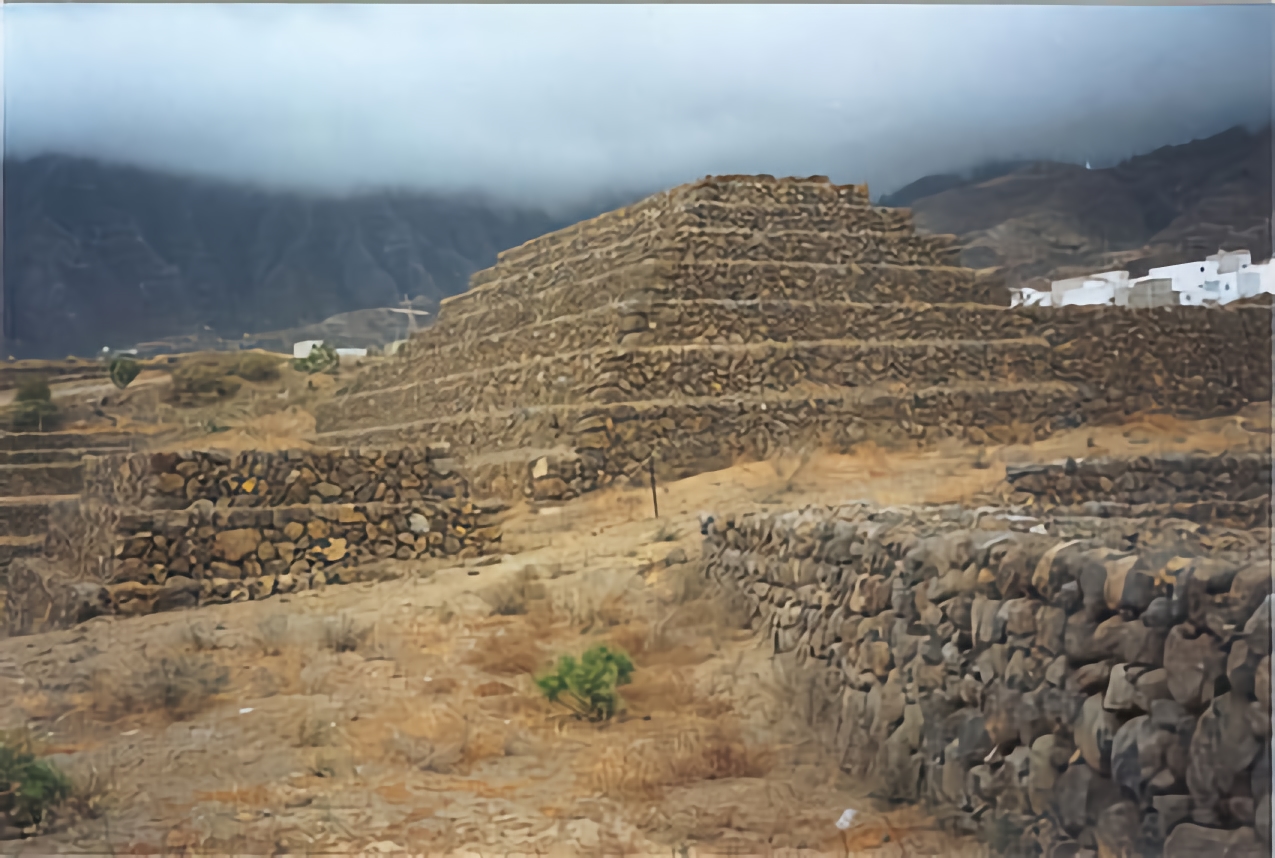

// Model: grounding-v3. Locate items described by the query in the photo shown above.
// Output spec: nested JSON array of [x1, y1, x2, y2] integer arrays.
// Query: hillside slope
[[3, 156, 571, 358], [884, 124, 1271, 290]]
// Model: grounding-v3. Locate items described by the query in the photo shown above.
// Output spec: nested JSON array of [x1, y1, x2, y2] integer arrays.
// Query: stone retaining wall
[[1004, 454, 1273, 508], [431, 262, 984, 344], [128, 445, 465, 510], [8, 445, 505, 635], [701, 501, 1272, 857]]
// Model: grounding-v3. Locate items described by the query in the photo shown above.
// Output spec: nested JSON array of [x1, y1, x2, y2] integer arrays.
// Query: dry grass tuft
[[478, 568, 546, 617], [463, 624, 547, 677], [255, 613, 290, 656], [97, 655, 230, 721], [581, 719, 773, 800], [322, 613, 370, 653]]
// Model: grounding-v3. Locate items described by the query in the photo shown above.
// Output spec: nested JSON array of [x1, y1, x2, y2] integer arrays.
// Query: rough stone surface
[[701, 498, 1271, 856]]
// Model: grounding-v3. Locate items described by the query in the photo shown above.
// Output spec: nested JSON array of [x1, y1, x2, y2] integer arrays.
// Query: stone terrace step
[[443, 260, 984, 333], [323, 338, 1058, 430], [0, 495, 74, 538], [0, 432, 139, 452], [0, 462, 85, 497], [318, 381, 1088, 484], [475, 176, 874, 282], [0, 447, 128, 466], [0, 535, 45, 584], [457, 235, 961, 321], [400, 300, 1051, 381]]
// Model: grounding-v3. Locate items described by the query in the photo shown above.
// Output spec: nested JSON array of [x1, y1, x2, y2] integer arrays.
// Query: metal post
[[649, 456, 659, 519]]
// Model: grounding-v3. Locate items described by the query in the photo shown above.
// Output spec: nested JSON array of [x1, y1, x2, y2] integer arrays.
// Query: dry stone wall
[[8, 445, 504, 635], [133, 446, 465, 509], [701, 500, 1272, 857], [1005, 454, 1272, 508]]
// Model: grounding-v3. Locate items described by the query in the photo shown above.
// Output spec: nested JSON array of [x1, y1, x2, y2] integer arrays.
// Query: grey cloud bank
[[5, 4, 1272, 207]]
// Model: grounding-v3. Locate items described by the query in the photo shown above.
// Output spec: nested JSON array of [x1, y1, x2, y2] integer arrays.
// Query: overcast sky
[[5, 4, 1272, 208]]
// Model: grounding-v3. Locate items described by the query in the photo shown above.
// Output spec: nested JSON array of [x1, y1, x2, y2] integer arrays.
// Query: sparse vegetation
[[107, 356, 141, 389], [652, 522, 681, 543], [110, 656, 231, 721], [479, 568, 545, 616], [230, 352, 283, 383], [291, 343, 339, 375], [8, 375, 59, 432], [464, 625, 546, 676], [256, 613, 290, 656], [322, 613, 370, 653], [583, 721, 773, 800], [0, 731, 72, 833], [169, 358, 243, 405], [535, 644, 634, 722]]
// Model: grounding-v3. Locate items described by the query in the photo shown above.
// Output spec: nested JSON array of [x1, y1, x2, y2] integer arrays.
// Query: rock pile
[[702, 498, 1272, 857], [314, 174, 1272, 503]]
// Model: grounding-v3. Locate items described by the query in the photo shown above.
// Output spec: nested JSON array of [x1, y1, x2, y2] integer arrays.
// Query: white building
[[1021, 248, 1275, 309]]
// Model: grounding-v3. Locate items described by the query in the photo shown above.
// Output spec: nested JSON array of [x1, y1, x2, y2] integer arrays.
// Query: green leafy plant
[[0, 732, 72, 831], [107, 357, 142, 390], [535, 644, 634, 722], [14, 377, 51, 403], [291, 343, 339, 375]]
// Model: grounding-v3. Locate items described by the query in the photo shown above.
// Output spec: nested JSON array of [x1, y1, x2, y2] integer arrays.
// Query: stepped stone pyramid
[[316, 175, 1271, 500]]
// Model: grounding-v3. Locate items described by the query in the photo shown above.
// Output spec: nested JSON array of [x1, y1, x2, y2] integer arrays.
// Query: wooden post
[[649, 456, 659, 519]]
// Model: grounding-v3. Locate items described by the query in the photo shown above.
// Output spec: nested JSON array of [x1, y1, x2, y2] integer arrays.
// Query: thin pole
[[649, 456, 659, 519]]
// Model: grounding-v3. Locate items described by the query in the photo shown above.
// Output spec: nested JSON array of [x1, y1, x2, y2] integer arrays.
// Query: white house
[[1041, 247, 1274, 309]]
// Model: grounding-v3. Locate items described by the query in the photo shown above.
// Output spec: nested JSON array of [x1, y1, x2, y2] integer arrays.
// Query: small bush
[[322, 613, 369, 653], [231, 352, 282, 383], [8, 400, 59, 432], [9, 375, 58, 432], [107, 357, 141, 390], [535, 644, 634, 722], [0, 732, 72, 831], [479, 568, 545, 617], [291, 343, 339, 375], [136, 655, 230, 720], [14, 376, 51, 403]]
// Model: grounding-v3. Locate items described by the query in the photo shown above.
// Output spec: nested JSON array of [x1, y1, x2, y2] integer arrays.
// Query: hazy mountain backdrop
[[4, 124, 1270, 358]]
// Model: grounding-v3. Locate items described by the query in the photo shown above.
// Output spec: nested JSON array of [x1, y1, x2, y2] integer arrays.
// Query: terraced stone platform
[[0, 433, 135, 600], [316, 174, 1272, 501]]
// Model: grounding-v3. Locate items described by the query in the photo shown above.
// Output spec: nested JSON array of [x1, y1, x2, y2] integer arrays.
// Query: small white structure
[[293, 340, 324, 359], [336, 348, 368, 358]]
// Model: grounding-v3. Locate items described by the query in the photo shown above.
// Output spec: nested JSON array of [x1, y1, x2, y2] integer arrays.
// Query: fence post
[[649, 456, 659, 519]]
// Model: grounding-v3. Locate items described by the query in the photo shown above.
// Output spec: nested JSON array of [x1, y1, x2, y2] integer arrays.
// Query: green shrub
[[535, 644, 634, 722], [231, 352, 282, 383], [14, 376, 51, 403], [108, 357, 141, 390], [0, 732, 71, 831], [8, 400, 59, 432], [291, 343, 339, 375], [9, 376, 58, 431]]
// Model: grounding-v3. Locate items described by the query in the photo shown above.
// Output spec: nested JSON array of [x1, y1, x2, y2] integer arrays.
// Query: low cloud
[[5, 4, 1272, 206]]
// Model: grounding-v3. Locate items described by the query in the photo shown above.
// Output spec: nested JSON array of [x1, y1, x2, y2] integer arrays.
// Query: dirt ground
[[0, 367, 1268, 856]]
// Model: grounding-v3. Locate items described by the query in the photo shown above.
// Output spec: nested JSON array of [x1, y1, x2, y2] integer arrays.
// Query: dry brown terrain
[[0, 383, 1268, 856]]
